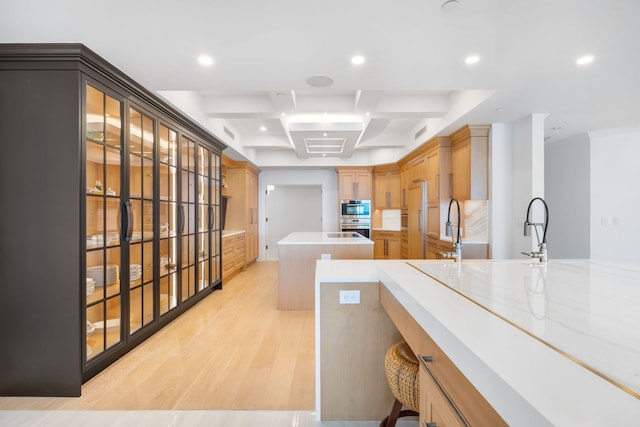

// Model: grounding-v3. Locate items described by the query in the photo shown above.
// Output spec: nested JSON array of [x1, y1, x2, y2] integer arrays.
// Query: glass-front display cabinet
[[84, 83, 224, 371], [0, 44, 224, 396]]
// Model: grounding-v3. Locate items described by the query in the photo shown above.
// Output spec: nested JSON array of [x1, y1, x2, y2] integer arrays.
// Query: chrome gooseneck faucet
[[522, 197, 549, 262], [441, 198, 462, 262]]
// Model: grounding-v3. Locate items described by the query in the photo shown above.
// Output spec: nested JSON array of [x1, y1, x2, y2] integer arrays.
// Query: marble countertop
[[315, 259, 640, 426], [278, 231, 373, 245]]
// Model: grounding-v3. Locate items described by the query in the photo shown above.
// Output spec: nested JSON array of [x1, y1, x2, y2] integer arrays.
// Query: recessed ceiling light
[[576, 55, 594, 65], [259, 126, 267, 132], [197, 55, 214, 66], [281, 112, 286, 116], [351, 55, 365, 65], [323, 133, 328, 137], [465, 55, 480, 65], [366, 112, 370, 116]]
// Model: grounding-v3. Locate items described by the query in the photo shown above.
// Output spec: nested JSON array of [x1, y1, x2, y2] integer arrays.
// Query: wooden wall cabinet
[[223, 157, 260, 266], [373, 164, 401, 209], [408, 155, 427, 183], [0, 44, 225, 396], [450, 125, 490, 200], [337, 167, 373, 200], [400, 166, 409, 210], [372, 230, 402, 259]]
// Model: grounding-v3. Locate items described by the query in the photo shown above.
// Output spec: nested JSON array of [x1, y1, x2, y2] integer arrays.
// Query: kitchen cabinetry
[[407, 155, 427, 183], [372, 230, 402, 259], [223, 157, 260, 266], [337, 167, 372, 200], [380, 284, 507, 427], [222, 232, 245, 279], [0, 44, 224, 396], [373, 165, 401, 209], [450, 125, 490, 200], [400, 165, 408, 210]]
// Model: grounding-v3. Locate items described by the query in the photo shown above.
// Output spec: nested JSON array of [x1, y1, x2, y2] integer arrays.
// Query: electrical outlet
[[339, 290, 360, 305]]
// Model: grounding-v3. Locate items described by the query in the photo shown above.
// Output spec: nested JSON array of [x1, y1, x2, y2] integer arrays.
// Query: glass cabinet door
[[181, 138, 197, 302], [211, 152, 222, 284], [85, 84, 123, 361], [159, 124, 179, 315], [197, 146, 211, 290], [128, 108, 155, 335]]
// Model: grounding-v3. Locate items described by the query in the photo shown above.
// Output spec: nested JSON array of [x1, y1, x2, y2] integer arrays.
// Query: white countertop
[[315, 259, 640, 426], [278, 231, 373, 245]]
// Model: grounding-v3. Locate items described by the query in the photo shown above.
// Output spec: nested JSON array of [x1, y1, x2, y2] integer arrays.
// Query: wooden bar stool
[[380, 341, 420, 427]]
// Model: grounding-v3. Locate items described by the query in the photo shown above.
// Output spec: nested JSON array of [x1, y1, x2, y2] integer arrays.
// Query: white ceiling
[[2, 0, 640, 167]]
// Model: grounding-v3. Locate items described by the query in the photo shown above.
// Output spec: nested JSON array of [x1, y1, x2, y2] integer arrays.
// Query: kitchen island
[[315, 259, 640, 425], [277, 232, 373, 310]]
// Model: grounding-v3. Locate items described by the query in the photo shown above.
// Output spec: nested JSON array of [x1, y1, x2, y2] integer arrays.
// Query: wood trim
[[450, 124, 491, 145], [379, 283, 507, 426], [335, 166, 373, 173], [372, 163, 400, 173]]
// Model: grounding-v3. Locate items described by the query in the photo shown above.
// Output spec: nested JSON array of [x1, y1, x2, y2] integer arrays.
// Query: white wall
[[257, 168, 339, 261], [489, 123, 514, 259], [544, 134, 590, 259], [508, 114, 548, 257], [589, 126, 640, 263]]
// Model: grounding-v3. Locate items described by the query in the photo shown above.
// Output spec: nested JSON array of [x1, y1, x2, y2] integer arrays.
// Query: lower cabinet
[[222, 232, 245, 279], [373, 230, 402, 259], [420, 357, 467, 427], [380, 283, 507, 426]]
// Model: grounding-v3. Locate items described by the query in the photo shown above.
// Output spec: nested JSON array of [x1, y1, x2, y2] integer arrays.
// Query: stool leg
[[379, 398, 403, 427]]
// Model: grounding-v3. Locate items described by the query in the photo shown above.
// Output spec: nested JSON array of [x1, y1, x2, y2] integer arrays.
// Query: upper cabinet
[[373, 164, 401, 209], [337, 167, 373, 200], [450, 125, 490, 200], [0, 44, 225, 396]]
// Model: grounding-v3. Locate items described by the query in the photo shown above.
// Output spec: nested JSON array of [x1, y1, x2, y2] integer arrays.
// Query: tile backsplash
[[381, 209, 401, 231]]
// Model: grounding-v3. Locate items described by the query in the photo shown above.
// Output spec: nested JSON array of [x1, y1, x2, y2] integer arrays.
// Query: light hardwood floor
[[0, 261, 315, 411]]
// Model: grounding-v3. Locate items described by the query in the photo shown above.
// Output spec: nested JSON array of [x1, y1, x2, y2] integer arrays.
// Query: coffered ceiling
[[2, 0, 639, 167]]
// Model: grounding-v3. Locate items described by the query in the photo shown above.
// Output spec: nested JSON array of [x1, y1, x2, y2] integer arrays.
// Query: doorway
[[265, 185, 322, 260]]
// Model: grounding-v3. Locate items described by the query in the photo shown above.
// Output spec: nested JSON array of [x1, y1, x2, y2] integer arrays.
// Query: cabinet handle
[[436, 174, 440, 199], [121, 201, 133, 242], [386, 191, 390, 208], [384, 239, 388, 256], [449, 173, 453, 198], [179, 204, 185, 234], [417, 209, 422, 231], [402, 188, 406, 207], [426, 424, 437, 427], [353, 182, 358, 199], [419, 355, 470, 427]]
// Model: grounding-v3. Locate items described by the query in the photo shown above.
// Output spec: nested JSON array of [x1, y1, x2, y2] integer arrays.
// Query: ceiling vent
[[223, 126, 235, 140], [304, 138, 345, 154], [414, 126, 427, 140]]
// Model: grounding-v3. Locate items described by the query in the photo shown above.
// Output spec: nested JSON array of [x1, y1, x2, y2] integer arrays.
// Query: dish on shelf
[[87, 264, 119, 287], [92, 318, 120, 332]]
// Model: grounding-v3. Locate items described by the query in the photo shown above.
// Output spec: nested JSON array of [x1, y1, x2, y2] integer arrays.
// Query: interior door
[[265, 185, 322, 261]]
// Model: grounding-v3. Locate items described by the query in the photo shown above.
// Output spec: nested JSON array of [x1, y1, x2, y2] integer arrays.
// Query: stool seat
[[380, 342, 420, 427]]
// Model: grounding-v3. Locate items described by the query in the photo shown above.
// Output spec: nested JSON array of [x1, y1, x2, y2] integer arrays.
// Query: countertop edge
[[315, 259, 640, 426]]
